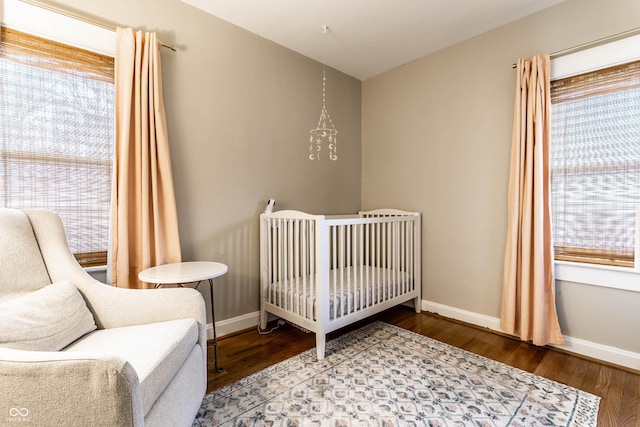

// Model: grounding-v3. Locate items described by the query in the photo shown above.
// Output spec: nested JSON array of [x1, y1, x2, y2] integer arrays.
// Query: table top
[[138, 261, 228, 284]]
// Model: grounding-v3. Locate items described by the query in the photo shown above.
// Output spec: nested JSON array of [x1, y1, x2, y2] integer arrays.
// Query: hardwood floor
[[206, 306, 640, 426]]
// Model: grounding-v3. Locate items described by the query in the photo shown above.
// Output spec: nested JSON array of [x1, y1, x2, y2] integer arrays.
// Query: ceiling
[[181, 0, 565, 81]]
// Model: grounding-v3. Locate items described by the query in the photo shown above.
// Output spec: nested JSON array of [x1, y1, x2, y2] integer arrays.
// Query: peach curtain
[[500, 55, 564, 346], [110, 28, 181, 288]]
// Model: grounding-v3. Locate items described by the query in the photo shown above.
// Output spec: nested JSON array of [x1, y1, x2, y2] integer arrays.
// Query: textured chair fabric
[[0, 208, 52, 302], [0, 208, 207, 426]]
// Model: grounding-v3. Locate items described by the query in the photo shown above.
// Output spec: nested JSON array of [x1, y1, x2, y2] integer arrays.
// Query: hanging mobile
[[308, 65, 338, 161]]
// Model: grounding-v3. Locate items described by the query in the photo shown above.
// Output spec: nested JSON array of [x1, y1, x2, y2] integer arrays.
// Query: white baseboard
[[558, 335, 640, 371], [422, 299, 640, 371], [421, 300, 503, 331], [206, 311, 260, 340]]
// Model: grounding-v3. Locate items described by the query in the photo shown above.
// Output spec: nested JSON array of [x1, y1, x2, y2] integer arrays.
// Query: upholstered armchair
[[0, 209, 207, 426]]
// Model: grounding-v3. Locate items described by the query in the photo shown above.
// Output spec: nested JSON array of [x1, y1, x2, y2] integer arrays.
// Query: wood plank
[[575, 360, 602, 396], [534, 351, 577, 386], [596, 366, 623, 425], [617, 371, 639, 426], [502, 341, 548, 373]]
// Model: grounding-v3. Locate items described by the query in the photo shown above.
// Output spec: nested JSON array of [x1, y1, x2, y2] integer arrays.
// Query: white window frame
[[551, 34, 640, 293], [1, 0, 115, 57]]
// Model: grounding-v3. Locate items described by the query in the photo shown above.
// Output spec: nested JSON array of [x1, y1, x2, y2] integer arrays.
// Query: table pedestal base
[[154, 279, 223, 373], [197, 278, 223, 373]]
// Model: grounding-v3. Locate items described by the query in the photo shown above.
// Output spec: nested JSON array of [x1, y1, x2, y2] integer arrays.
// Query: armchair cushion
[[63, 318, 199, 415], [0, 281, 96, 351]]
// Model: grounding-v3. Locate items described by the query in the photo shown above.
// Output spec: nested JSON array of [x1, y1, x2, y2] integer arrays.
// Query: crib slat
[[369, 221, 374, 305], [383, 221, 388, 301], [361, 222, 365, 308], [282, 219, 287, 310], [388, 221, 393, 299], [276, 218, 281, 307], [284, 219, 289, 310], [373, 223, 382, 304], [357, 225, 362, 311], [405, 220, 410, 294], [348, 224, 355, 314], [345, 224, 350, 316], [390, 221, 394, 299], [379, 221, 383, 303], [409, 220, 414, 293], [267, 220, 273, 305], [380, 223, 389, 301], [393, 221, 398, 297], [286, 218, 290, 308], [378, 221, 381, 302], [301, 220, 307, 319], [310, 219, 315, 319], [334, 225, 338, 318], [391, 221, 396, 298], [391, 221, 395, 298], [374, 221, 379, 305], [383, 221, 387, 301], [272, 219, 277, 305], [293, 219, 299, 316], [279, 218, 284, 308], [401, 221, 406, 295], [340, 225, 345, 317], [341, 224, 344, 317], [277, 219, 281, 306], [365, 221, 370, 308], [406, 221, 410, 294]]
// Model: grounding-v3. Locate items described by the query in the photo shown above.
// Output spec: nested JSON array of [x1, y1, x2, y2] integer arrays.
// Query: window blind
[[550, 60, 640, 267], [0, 27, 115, 267]]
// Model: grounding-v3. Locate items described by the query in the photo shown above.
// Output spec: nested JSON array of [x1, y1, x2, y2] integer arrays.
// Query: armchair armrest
[[80, 282, 206, 331], [0, 347, 144, 427], [79, 283, 208, 378]]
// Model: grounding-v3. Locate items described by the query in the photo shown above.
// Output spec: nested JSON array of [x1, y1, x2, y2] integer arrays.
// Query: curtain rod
[[511, 26, 640, 68], [17, 0, 177, 51]]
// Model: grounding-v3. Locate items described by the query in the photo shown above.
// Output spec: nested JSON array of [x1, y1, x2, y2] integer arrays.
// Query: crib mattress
[[265, 265, 413, 320]]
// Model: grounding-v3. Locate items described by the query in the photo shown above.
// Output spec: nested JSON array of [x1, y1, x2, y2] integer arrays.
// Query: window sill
[[554, 260, 639, 293], [84, 265, 107, 273], [84, 265, 108, 284]]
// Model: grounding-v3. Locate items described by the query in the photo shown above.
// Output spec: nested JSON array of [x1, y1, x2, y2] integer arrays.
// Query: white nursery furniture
[[260, 208, 421, 360], [0, 208, 207, 427]]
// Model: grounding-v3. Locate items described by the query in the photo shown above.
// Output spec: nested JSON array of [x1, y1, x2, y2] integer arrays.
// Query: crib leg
[[414, 296, 422, 313], [315, 334, 326, 361], [259, 308, 268, 330]]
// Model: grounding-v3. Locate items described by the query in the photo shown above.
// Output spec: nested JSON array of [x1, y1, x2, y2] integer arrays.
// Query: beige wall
[[53, 0, 362, 322], [362, 0, 640, 353]]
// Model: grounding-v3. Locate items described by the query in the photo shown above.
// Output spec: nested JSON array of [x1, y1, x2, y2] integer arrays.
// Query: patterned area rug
[[193, 321, 600, 426]]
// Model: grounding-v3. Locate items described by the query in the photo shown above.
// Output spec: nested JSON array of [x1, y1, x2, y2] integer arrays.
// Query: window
[[0, 26, 115, 267], [550, 60, 640, 268]]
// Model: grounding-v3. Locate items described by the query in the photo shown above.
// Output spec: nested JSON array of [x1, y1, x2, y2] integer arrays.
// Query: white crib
[[259, 208, 421, 360]]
